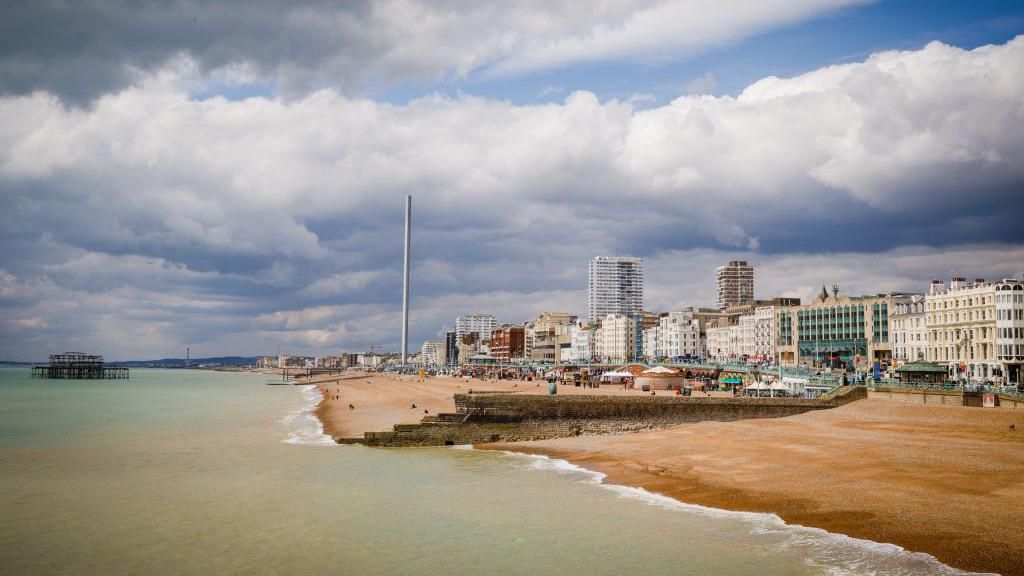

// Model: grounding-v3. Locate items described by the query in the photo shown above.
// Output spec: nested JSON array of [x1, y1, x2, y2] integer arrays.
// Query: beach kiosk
[[895, 358, 947, 385]]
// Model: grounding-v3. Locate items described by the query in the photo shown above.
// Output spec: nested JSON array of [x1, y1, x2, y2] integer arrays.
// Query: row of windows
[[928, 296, 991, 310], [893, 302, 925, 314], [929, 344, 990, 361], [930, 310, 992, 323], [997, 309, 1024, 321], [893, 346, 926, 359], [797, 306, 867, 319], [998, 344, 1024, 357], [892, 317, 924, 329], [930, 327, 990, 342], [998, 327, 1024, 339]]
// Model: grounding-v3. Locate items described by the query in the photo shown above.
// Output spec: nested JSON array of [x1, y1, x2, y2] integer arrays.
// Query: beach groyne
[[337, 386, 866, 446]]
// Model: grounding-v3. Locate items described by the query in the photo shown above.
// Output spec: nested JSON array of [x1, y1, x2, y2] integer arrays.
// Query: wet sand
[[484, 400, 1024, 576]]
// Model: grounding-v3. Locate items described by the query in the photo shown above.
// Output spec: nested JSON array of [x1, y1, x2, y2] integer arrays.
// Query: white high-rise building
[[588, 256, 644, 322], [455, 313, 498, 342], [716, 260, 754, 310]]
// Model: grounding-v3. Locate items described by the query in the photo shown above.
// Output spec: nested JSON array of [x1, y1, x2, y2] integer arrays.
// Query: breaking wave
[[281, 384, 336, 446], [496, 450, 992, 576]]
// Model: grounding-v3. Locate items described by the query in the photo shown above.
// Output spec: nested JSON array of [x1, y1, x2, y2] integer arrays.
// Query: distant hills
[[108, 356, 261, 368]]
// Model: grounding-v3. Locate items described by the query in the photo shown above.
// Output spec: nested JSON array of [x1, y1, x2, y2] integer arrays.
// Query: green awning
[[722, 377, 742, 384]]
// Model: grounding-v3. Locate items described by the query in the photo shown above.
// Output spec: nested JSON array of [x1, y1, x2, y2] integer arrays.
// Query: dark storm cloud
[[0, 36, 1022, 359], [0, 0, 870, 104], [0, 1, 376, 103]]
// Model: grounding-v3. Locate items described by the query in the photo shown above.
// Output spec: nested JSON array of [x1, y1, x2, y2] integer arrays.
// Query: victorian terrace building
[[926, 277, 1024, 384]]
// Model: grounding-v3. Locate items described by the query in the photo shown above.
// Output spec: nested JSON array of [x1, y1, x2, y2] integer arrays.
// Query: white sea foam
[[281, 384, 336, 446], [497, 450, 993, 576]]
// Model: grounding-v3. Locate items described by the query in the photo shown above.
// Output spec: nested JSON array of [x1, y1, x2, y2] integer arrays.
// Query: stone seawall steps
[[336, 387, 867, 447]]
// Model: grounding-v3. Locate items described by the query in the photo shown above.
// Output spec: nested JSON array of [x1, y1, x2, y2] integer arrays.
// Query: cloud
[[0, 36, 1022, 359], [538, 85, 565, 97], [486, 0, 872, 77], [645, 245, 1024, 312], [0, 1, 870, 103], [685, 72, 717, 95]]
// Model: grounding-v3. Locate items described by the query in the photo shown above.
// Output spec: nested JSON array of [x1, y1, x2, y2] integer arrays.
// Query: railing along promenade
[[864, 379, 1024, 398], [459, 359, 847, 383], [449, 360, 1023, 399]]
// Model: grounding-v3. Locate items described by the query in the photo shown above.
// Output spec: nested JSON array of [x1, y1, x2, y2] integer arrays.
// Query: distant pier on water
[[31, 352, 130, 379]]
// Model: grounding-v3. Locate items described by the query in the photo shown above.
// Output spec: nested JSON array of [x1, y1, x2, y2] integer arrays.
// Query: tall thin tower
[[716, 260, 754, 310], [401, 195, 412, 365], [588, 256, 644, 322]]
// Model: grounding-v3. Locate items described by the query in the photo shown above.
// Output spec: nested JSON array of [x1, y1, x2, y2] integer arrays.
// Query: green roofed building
[[895, 357, 948, 385]]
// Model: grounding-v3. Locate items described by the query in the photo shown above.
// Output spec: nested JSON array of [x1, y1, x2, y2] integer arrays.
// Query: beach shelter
[[599, 370, 633, 383], [895, 358, 947, 385]]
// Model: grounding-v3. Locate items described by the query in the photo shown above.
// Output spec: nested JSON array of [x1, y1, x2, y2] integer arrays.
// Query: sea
[[0, 367, 988, 575]]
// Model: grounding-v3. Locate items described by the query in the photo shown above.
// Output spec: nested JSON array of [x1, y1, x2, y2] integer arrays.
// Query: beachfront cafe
[[717, 374, 744, 392]]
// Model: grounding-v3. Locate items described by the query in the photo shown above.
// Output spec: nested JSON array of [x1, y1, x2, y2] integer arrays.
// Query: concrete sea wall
[[338, 387, 867, 447], [868, 387, 1024, 409]]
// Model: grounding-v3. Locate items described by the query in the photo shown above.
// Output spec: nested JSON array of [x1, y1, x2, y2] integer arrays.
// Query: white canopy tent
[[641, 366, 678, 375], [599, 371, 634, 382], [746, 381, 791, 392]]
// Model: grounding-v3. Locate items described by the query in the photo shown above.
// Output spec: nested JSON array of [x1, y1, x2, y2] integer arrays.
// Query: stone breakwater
[[336, 386, 867, 447]]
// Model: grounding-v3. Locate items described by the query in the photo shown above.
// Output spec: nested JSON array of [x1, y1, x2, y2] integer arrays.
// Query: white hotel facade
[[925, 277, 1024, 384], [455, 313, 498, 342]]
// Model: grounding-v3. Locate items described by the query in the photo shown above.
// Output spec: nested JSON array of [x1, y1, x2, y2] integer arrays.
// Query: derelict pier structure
[[32, 352, 130, 379]]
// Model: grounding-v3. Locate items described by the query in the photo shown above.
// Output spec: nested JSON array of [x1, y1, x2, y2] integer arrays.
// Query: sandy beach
[[308, 374, 1024, 575], [486, 400, 1024, 576], [308, 372, 650, 438]]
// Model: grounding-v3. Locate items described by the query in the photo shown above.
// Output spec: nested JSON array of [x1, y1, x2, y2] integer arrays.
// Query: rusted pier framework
[[32, 352, 130, 379]]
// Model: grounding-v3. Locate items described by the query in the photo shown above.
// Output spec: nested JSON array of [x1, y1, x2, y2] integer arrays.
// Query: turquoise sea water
[[0, 368, 986, 575]]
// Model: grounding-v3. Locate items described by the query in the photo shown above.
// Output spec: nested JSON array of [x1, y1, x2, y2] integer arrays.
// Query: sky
[[1, 0, 1023, 361]]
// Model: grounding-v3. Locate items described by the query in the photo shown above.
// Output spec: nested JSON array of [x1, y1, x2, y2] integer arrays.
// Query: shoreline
[[485, 447, 990, 575], [477, 401, 1024, 576], [309, 372, 652, 439], [304, 375, 1023, 575]]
